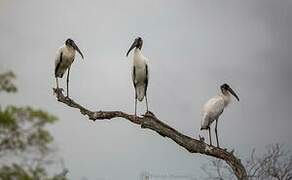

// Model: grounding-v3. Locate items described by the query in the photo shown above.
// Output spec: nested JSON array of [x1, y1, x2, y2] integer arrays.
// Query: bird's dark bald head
[[65, 38, 74, 47], [220, 83, 239, 101], [126, 36, 144, 57], [64, 38, 84, 59], [220, 83, 230, 91], [135, 37, 143, 50]]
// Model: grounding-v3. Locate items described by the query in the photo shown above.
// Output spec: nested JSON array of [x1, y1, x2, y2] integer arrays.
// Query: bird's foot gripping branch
[[53, 88, 248, 180]]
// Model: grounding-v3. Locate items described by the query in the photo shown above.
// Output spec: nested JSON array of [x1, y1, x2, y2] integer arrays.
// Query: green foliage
[[0, 106, 58, 154], [0, 71, 68, 180], [0, 164, 67, 180], [0, 71, 17, 93], [0, 164, 45, 180]]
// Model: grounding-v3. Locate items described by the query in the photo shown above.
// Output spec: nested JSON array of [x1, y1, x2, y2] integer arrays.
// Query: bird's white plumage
[[55, 45, 76, 78], [201, 93, 231, 129], [132, 48, 149, 101]]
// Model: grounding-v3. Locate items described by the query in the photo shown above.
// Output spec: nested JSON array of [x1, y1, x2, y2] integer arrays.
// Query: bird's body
[[200, 84, 239, 147], [55, 45, 76, 78], [132, 48, 149, 101], [201, 93, 230, 129], [126, 37, 149, 116], [54, 39, 83, 97]]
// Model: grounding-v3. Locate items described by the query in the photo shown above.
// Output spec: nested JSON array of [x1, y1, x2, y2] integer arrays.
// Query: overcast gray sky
[[1, 0, 292, 179]]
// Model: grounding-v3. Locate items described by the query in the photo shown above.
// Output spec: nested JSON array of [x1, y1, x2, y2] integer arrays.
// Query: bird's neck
[[220, 92, 231, 107], [133, 48, 143, 63], [134, 48, 142, 56], [65, 45, 75, 52]]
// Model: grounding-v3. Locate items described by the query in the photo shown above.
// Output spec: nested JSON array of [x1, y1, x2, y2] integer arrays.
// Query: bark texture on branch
[[53, 88, 248, 180]]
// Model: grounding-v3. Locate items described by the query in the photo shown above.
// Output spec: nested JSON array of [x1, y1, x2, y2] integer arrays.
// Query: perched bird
[[54, 38, 84, 97], [126, 37, 149, 116], [201, 83, 239, 147]]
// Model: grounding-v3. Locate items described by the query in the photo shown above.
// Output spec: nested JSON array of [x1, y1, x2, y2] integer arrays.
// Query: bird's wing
[[203, 96, 225, 119], [54, 48, 63, 77], [144, 63, 149, 95], [131, 66, 136, 87], [54, 47, 63, 67], [201, 96, 225, 129]]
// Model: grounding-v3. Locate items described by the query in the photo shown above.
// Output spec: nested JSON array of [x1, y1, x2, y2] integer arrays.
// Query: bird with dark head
[[126, 37, 150, 118], [220, 83, 239, 101], [126, 37, 143, 57], [54, 38, 84, 98], [65, 38, 84, 59], [200, 83, 239, 147]]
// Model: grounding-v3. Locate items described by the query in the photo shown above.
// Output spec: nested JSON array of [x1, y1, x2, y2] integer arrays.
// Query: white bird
[[55, 38, 84, 97], [126, 37, 149, 116], [201, 83, 239, 147]]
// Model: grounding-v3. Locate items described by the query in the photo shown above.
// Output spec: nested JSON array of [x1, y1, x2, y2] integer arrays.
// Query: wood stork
[[126, 37, 149, 117], [201, 83, 239, 147], [54, 38, 84, 97]]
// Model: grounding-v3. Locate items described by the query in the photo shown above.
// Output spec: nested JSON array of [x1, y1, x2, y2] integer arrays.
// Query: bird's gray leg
[[66, 66, 70, 98], [215, 118, 220, 148], [135, 92, 137, 117], [145, 94, 149, 112], [209, 127, 212, 146], [56, 78, 59, 89]]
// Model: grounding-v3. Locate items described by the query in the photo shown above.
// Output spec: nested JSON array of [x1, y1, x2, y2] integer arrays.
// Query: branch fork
[[53, 88, 248, 180]]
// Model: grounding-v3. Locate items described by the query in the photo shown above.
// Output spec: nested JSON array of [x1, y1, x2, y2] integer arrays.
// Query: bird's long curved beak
[[72, 42, 84, 59], [126, 40, 137, 57], [228, 87, 239, 101]]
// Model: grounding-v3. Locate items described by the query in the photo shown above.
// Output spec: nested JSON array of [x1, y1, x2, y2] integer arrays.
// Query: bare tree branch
[[204, 144, 292, 180], [53, 88, 248, 180]]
